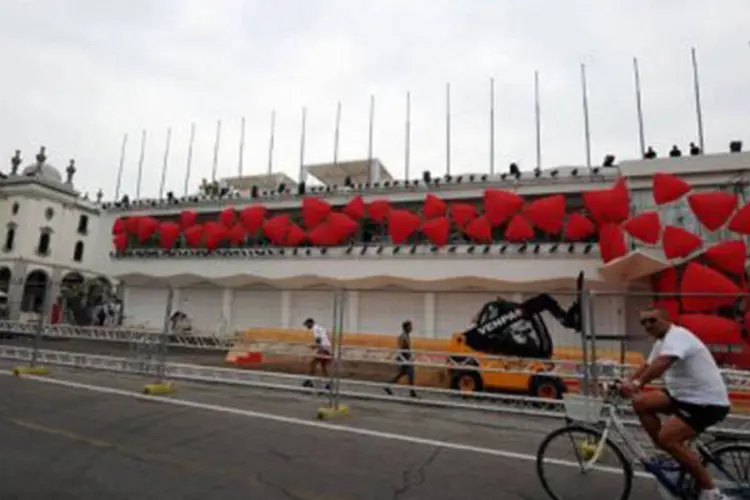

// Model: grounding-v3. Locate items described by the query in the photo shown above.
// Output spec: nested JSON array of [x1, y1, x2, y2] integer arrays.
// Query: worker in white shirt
[[620, 306, 731, 500], [302, 318, 332, 390]]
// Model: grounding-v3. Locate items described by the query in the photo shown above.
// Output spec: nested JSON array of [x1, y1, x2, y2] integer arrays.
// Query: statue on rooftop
[[10, 150, 21, 175], [65, 159, 76, 184]]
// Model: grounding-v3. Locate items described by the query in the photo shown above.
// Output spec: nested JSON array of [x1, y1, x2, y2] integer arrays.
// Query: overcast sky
[[1, 0, 749, 200]]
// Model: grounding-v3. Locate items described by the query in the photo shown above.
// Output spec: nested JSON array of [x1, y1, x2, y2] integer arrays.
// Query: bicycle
[[536, 380, 750, 500]]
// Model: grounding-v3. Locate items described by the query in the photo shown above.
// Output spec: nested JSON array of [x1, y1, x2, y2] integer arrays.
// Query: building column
[[220, 288, 233, 336], [44, 267, 62, 322], [345, 291, 359, 333], [280, 290, 292, 329], [171, 288, 182, 312], [423, 292, 436, 338], [6, 260, 27, 321]]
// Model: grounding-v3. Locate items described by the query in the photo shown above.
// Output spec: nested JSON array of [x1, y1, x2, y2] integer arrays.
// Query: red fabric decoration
[[484, 189, 524, 226], [563, 213, 595, 241], [308, 223, 339, 246], [327, 212, 359, 241], [136, 217, 159, 243], [239, 206, 266, 234], [113, 233, 128, 252], [653, 267, 679, 294], [184, 225, 203, 248], [653, 299, 680, 321], [464, 215, 493, 243], [204, 221, 227, 251], [158, 222, 181, 249], [583, 178, 629, 225], [343, 195, 366, 220], [681, 262, 743, 312], [677, 314, 742, 345], [219, 207, 236, 227], [450, 203, 477, 229], [368, 199, 390, 223], [421, 217, 450, 247], [124, 217, 140, 235], [262, 215, 290, 245], [598, 223, 628, 263], [729, 201, 750, 235], [687, 191, 738, 231], [423, 194, 447, 219], [112, 218, 125, 235], [522, 195, 565, 235], [652, 173, 691, 205], [227, 223, 246, 245], [388, 210, 421, 244], [179, 210, 198, 230], [622, 211, 661, 244], [302, 197, 332, 228], [662, 226, 702, 260], [505, 215, 534, 242], [285, 224, 306, 247], [703, 240, 747, 276]]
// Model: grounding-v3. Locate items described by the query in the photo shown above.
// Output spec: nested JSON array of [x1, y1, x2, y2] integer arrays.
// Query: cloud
[[1, 0, 749, 200]]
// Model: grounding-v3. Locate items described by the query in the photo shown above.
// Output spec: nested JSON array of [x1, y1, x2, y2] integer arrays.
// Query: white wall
[[1, 186, 101, 273]]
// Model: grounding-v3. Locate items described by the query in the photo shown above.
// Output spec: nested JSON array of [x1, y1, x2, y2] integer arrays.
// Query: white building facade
[[0, 148, 112, 324], [92, 149, 750, 351]]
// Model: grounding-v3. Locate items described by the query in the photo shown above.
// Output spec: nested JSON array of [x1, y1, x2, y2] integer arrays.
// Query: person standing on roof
[[303, 318, 332, 390], [385, 320, 418, 398]]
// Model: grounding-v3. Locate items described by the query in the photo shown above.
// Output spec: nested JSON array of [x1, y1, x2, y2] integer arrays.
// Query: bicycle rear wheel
[[704, 442, 750, 499], [536, 425, 633, 500]]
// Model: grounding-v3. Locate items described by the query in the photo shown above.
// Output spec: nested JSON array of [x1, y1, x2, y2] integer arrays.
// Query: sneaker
[[384, 387, 393, 396], [697, 488, 729, 500], [302, 379, 314, 388]]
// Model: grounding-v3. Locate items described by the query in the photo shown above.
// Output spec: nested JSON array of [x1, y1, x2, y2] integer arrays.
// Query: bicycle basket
[[563, 394, 605, 423]]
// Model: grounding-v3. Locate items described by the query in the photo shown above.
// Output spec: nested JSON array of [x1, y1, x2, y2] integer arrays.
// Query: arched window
[[73, 241, 84, 262], [37, 229, 51, 256], [3, 223, 16, 252]]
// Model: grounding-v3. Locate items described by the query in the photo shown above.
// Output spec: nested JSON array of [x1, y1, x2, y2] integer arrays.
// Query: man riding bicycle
[[620, 306, 731, 500]]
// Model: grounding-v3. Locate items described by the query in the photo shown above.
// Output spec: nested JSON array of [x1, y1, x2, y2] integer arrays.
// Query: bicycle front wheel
[[536, 425, 633, 500]]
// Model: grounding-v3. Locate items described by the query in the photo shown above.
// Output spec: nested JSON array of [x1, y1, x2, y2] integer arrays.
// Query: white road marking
[[2, 371, 651, 480]]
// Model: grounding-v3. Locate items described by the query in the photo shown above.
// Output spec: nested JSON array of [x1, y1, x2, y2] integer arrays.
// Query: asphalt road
[[0, 360, 661, 500]]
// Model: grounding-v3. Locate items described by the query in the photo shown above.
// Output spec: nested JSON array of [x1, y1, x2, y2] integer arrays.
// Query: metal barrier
[[3, 278, 750, 430]]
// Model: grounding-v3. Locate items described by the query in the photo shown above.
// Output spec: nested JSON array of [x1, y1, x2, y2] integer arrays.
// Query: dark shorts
[[397, 363, 415, 378], [663, 390, 730, 434]]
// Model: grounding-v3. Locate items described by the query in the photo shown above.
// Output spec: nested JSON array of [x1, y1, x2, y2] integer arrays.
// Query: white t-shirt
[[312, 324, 332, 349], [647, 325, 730, 406]]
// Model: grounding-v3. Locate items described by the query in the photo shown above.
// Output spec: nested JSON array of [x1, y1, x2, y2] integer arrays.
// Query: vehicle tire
[[701, 442, 750, 498], [536, 425, 632, 500], [450, 370, 483, 396], [530, 375, 566, 400]]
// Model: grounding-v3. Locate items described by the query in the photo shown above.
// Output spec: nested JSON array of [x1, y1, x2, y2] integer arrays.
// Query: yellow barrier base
[[13, 366, 50, 376], [316, 404, 350, 420], [143, 382, 176, 395]]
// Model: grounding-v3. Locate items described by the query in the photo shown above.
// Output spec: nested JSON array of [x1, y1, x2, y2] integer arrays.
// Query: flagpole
[[298, 107, 307, 184], [158, 127, 172, 199], [333, 101, 341, 166], [183, 122, 195, 196], [490, 77, 495, 175], [367, 94, 375, 183], [691, 47, 705, 152], [534, 70, 542, 171], [633, 57, 646, 156], [446, 82, 451, 176], [581, 63, 592, 170], [135, 129, 146, 200], [405, 91, 411, 181], [238, 116, 246, 176], [114, 133, 128, 200], [211, 119, 222, 181], [267, 110, 276, 175]]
